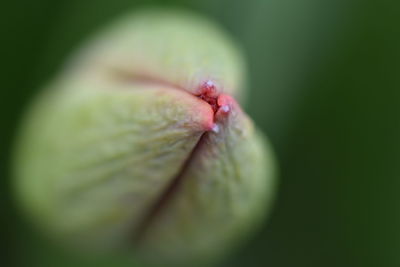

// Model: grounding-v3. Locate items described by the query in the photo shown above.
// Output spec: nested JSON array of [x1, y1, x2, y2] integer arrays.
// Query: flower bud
[[14, 8, 277, 266]]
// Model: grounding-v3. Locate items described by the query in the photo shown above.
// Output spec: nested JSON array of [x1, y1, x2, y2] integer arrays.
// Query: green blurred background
[[2, 0, 400, 266]]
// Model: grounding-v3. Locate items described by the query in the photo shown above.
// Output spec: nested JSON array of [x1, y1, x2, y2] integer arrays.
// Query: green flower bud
[[14, 8, 277, 266]]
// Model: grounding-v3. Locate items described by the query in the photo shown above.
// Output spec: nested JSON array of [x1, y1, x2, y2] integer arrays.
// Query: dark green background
[[2, 0, 400, 266]]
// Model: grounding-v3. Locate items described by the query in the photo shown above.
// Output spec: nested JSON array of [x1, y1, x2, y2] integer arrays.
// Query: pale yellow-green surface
[[15, 82, 213, 248], [65, 9, 247, 101], [139, 106, 276, 265]]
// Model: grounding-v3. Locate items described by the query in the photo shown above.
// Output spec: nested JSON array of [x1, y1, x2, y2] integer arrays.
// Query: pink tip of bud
[[220, 105, 230, 113], [211, 123, 220, 133], [205, 80, 214, 88]]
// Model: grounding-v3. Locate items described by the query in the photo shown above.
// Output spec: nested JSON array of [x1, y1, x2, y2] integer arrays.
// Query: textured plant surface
[[14, 9, 276, 266]]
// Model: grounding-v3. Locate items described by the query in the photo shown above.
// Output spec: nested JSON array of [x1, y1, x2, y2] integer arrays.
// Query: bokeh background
[[2, 0, 400, 266]]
